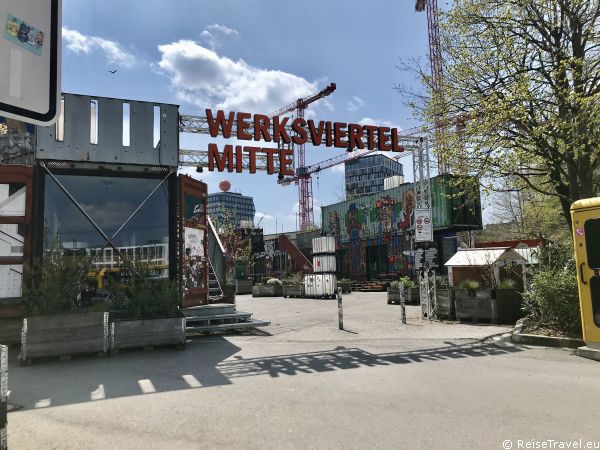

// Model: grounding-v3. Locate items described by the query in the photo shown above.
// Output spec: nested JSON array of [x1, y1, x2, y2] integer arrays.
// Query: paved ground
[[6, 292, 600, 449]]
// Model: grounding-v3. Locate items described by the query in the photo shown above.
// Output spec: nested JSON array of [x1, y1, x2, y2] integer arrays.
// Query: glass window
[[43, 173, 170, 280]]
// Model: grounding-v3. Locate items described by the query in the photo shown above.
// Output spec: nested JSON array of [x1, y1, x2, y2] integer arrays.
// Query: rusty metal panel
[[35, 93, 179, 167]]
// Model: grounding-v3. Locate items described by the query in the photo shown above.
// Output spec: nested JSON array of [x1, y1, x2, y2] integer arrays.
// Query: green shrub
[[522, 266, 581, 336], [266, 278, 282, 286], [498, 279, 516, 289], [389, 281, 400, 288], [399, 276, 416, 290], [283, 273, 303, 285], [338, 278, 352, 284], [111, 278, 180, 319], [24, 242, 93, 316], [459, 279, 480, 291]]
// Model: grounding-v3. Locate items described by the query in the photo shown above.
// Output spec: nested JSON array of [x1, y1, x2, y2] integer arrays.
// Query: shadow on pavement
[[7, 336, 523, 411]]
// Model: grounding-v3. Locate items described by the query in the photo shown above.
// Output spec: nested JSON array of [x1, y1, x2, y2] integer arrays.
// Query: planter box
[[222, 285, 236, 304], [494, 289, 523, 324], [283, 284, 305, 298], [406, 287, 419, 304], [252, 285, 283, 297], [235, 279, 253, 295], [387, 287, 403, 304], [339, 283, 352, 294], [454, 288, 493, 321], [111, 316, 185, 352], [436, 289, 454, 319], [21, 311, 109, 362]]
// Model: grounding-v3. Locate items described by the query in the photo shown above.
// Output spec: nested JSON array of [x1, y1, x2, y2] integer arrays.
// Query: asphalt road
[[6, 293, 600, 449]]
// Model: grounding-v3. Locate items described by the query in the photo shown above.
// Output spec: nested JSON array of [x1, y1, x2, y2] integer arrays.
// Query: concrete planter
[[252, 284, 283, 297], [235, 279, 253, 295], [454, 288, 494, 321], [111, 316, 185, 352], [494, 289, 523, 324], [20, 311, 109, 362], [283, 284, 305, 298]]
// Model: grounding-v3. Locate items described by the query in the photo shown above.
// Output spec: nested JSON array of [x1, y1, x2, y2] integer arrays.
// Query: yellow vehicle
[[571, 198, 600, 347]]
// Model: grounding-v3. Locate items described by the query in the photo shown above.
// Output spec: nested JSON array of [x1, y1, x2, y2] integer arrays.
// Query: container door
[[179, 175, 208, 307], [573, 207, 600, 344], [0, 165, 32, 317]]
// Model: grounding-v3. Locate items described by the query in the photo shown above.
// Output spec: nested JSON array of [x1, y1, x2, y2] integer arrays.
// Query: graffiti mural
[[346, 204, 362, 276], [328, 211, 341, 240]]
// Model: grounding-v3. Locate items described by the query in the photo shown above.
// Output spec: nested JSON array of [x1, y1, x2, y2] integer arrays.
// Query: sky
[[60, 0, 432, 234]]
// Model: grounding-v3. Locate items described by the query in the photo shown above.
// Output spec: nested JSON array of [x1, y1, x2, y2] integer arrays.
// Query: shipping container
[[322, 174, 482, 243], [384, 175, 404, 190], [312, 236, 336, 254], [312, 255, 336, 273], [304, 274, 337, 298]]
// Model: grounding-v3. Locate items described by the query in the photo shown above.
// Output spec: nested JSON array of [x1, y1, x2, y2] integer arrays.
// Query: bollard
[[0, 345, 7, 450], [400, 285, 407, 324], [337, 287, 344, 330]]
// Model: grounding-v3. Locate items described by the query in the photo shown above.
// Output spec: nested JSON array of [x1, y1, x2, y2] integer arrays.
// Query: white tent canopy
[[445, 248, 527, 267]]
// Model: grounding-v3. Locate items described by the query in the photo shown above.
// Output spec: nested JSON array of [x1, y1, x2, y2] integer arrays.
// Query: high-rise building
[[208, 181, 256, 228], [344, 154, 404, 198]]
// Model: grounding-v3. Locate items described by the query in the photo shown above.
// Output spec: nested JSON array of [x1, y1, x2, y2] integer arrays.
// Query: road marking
[[182, 374, 201, 388], [90, 384, 105, 400], [34, 398, 51, 408], [138, 379, 156, 394]]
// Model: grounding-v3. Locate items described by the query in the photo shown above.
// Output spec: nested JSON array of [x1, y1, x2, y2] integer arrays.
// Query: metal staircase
[[207, 257, 224, 303]]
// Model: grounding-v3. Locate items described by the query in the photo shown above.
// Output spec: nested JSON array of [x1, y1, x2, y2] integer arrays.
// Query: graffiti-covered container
[[312, 237, 335, 255], [313, 255, 336, 273]]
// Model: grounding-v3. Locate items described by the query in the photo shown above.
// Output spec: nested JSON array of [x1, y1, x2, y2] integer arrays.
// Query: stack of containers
[[305, 237, 338, 298]]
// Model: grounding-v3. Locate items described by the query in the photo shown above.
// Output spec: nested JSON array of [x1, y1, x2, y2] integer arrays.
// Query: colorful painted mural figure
[[398, 190, 414, 230], [374, 196, 397, 235]]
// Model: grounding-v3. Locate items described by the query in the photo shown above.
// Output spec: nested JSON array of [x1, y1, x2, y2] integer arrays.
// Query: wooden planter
[[406, 287, 420, 304], [235, 279, 253, 295], [283, 284, 305, 298], [111, 316, 185, 353], [454, 288, 493, 321], [339, 283, 352, 294], [387, 287, 403, 305], [21, 311, 109, 362], [494, 289, 523, 324], [252, 284, 283, 297], [221, 285, 236, 304], [435, 289, 454, 319]]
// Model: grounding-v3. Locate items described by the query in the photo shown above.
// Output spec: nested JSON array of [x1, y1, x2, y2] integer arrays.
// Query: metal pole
[[1, 344, 8, 450], [400, 285, 407, 324], [337, 287, 344, 330]]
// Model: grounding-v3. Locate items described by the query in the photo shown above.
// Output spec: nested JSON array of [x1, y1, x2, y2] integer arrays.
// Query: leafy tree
[[214, 206, 253, 284], [401, 0, 600, 233]]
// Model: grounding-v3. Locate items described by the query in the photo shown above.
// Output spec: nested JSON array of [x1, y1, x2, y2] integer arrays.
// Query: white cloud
[[359, 117, 402, 131], [207, 24, 239, 36], [156, 40, 317, 113], [347, 96, 365, 112], [62, 27, 135, 68], [199, 24, 239, 50]]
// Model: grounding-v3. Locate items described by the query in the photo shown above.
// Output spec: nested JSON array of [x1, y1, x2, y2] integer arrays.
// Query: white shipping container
[[313, 255, 336, 273], [312, 236, 335, 254], [384, 175, 405, 191], [304, 274, 337, 298]]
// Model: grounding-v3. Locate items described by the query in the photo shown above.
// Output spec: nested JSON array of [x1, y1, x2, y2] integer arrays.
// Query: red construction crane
[[269, 83, 336, 231], [415, 0, 447, 174]]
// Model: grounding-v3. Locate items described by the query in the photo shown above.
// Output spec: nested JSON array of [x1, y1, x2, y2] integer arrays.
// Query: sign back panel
[[0, 0, 61, 125]]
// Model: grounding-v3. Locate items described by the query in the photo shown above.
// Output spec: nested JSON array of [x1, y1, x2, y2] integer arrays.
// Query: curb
[[577, 346, 600, 362], [510, 319, 585, 349]]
